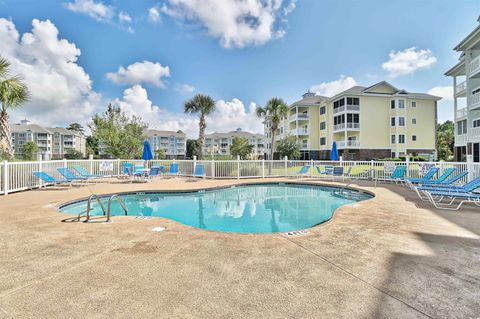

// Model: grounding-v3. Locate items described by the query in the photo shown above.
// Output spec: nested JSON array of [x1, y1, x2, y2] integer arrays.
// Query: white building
[[145, 129, 186, 159], [203, 128, 265, 158]]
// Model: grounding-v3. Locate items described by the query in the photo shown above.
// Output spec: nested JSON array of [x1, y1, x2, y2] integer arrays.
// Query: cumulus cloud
[[114, 85, 263, 138], [427, 86, 453, 101], [382, 47, 437, 78], [175, 83, 196, 94], [148, 7, 161, 23], [106, 61, 171, 87], [310, 76, 358, 97], [161, 0, 296, 48], [63, 0, 115, 22], [119, 12, 132, 23], [0, 18, 101, 126]]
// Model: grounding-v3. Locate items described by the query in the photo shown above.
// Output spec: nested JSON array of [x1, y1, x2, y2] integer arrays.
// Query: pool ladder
[[78, 194, 128, 223], [337, 168, 377, 194]]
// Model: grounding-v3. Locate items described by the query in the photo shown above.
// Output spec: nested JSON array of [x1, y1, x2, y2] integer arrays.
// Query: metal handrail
[[339, 168, 377, 192], [81, 194, 107, 222], [106, 194, 128, 222]]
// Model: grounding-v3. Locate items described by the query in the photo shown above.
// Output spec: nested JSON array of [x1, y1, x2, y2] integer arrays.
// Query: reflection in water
[[61, 184, 372, 233]]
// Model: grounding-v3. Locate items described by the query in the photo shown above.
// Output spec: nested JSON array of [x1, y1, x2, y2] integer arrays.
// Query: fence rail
[[1, 158, 479, 195]]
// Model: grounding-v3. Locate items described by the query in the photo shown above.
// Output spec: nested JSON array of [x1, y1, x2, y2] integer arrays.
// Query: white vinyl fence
[[1, 158, 479, 195]]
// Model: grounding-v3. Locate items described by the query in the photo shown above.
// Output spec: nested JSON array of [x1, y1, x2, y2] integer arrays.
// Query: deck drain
[[286, 230, 309, 237], [134, 216, 154, 220]]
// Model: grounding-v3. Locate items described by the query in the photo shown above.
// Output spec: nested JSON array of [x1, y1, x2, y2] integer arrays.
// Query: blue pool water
[[59, 184, 372, 233]]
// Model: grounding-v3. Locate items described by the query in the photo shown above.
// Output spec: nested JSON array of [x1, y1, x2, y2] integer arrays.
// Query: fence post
[[38, 159, 43, 188], [466, 155, 474, 182], [405, 155, 410, 178], [262, 159, 265, 178], [89, 154, 93, 175], [3, 160, 8, 195], [370, 159, 374, 180], [237, 155, 240, 179], [117, 159, 121, 176], [63, 158, 67, 168], [193, 156, 197, 174], [284, 156, 288, 177], [310, 158, 314, 177], [211, 159, 215, 178]]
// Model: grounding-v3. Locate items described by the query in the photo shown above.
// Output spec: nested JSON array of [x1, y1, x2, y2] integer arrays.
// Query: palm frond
[[0, 56, 11, 79], [183, 93, 216, 116], [0, 75, 30, 111]]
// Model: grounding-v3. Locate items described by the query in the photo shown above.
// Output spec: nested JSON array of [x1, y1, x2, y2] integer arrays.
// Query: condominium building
[[11, 120, 86, 160], [445, 19, 480, 162], [265, 81, 440, 160], [145, 129, 186, 159], [203, 128, 265, 158]]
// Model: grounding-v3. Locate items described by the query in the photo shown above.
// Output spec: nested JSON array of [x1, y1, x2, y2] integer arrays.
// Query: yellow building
[[265, 81, 440, 160]]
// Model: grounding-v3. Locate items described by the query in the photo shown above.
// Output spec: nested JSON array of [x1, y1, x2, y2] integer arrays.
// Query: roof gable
[[362, 81, 399, 94]]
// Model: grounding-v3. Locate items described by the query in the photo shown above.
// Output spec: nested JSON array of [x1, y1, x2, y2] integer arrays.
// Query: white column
[[261, 159, 265, 178], [3, 160, 8, 195], [237, 155, 240, 179], [284, 156, 288, 177]]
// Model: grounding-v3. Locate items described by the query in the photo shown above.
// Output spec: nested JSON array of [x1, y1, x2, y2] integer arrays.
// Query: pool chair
[[138, 166, 161, 182], [73, 166, 103, 179], [316, 165, 334, 176], [188, 164, 206, 182], [165, 163, 180, 177], [405, 168, 459, 190], [421, 171, 468, 187], [297, 165, 311, 177], [406, 167, 439, 184], [151, 165, 165, 175], [32, 172, 73, 188], [413, 176, 480, 201], [57, 167, 89, 182], [383, 165, 407, 183], [423, 190, 480, 210]]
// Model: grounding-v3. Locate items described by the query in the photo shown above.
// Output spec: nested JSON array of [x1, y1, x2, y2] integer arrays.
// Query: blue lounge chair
[[407, 167, 439, 183], [421, 171, 467, 186], [123, 163, 133, 175], [73, 166, 103, 179], [413, 177, 480, 201], [316, 165, 334, 175], [423, 190, 480, 210], [57, 167, 88, 181], [383, 165, 407, 183], [151, 165, 165, 174], [297, 165, 310, 176], [165, 163, 180, 176], [193, 164, 205, 178], [32, 172, 72, 187]]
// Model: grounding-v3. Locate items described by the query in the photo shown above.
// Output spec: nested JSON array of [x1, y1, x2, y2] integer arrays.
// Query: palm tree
[[0, 56, 29, 158], [184, 94, 215, 160], [256, 97, 288, 161]]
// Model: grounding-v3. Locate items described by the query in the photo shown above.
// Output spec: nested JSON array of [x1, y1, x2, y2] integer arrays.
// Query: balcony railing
[[289, 113, 309, 121], [333, 122, 360, 132], [456, 133, 468, 145], [469, 92, 480, 109], [456, 81, 467, 95], [346, 105, 360, 111], [469, 55, 480, 77], [337, 140, 360, 148], [456, 108, 467, 118], [333, 106, 345, 114], [292, 128, 309, 135], [471, 127, 480, 139]]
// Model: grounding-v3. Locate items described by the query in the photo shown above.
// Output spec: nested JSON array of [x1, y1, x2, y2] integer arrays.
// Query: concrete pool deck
[[0, 177, 478, 318]]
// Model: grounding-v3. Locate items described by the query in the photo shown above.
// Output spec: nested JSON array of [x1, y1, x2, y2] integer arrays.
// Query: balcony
[[337, 140, 360, 148], [333, 106, 345, 114], [469, 55, 480, 78], [300, 143, 309, 150], [333, 123, 360, 132], [456, 107, 468, 118], [346, 105, 360, 111], [469, 92, 480, 110], [292, 128, 309, 136], [456, 133, 467, 145], [471, 127, 480, 140], [455, 81, 467, 96], [289, 113, 309, 121]]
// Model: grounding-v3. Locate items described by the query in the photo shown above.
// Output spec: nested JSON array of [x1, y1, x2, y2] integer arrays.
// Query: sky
[[1, 0, 479, 137]]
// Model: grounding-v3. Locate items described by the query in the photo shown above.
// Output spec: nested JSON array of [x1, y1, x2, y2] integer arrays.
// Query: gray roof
[[11, 124, 52, 134], [205, 130, 264, 139], [47, 127, 83, 137], [291, 95, 327, 107], [145, 129, 186, 138]]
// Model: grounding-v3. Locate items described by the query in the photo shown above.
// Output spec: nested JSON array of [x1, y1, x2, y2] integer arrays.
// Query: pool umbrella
[[142, 140, 154, 161], [330, 141, 339, 161]]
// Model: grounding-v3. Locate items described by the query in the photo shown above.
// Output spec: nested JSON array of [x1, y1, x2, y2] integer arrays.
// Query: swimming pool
[[59, 183, 373, 233]]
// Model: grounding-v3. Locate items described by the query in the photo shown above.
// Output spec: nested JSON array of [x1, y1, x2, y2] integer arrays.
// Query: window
[[473, 119, 480, 128], [412, 118, 417, 125], [320, 121, 326, 130], [391, 117, 396, 126], [391, 100, 395, 109], [346, 97, 359, 105], [412, 135, 417, 141], [347, 113, 360, 123], [320, 137, 326, 145], [398, 100, 405, 109], [412, 101, 417, 108], [334, 114, 345, 125], [399, 117, 405, 126], [320, 106, 326, 115], [399, 134, 405, 144], [391, 135, 396, 144], [457, 120, 467, 135]]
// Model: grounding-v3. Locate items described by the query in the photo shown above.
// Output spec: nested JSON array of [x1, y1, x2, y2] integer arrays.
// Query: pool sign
[[100, 161, 114, 172], [384, 162, 396, 175], [419, 163, 434, 176]]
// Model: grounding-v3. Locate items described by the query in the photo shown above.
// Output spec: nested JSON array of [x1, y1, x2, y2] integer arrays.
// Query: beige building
[[445, 19, 480, 162], [204, 128, 265, 158], [11, 120, 86, 160], [265, 81, 440, 160], [145, 129, 186, 159]]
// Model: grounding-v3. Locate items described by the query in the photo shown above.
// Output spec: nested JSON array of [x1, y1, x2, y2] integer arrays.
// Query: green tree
[[86, 136, 99, 157], [22, 140, 38, 161], [437, 120, 454, 161], [0, 56, 30, 157], [255, 97, 288, 160], [184, 94, 215, 160], [276, 135, 301, 159], [67, 123, 84, 134], [155, 148, 166, 159], [230, 137, 253, 159], [186, 139, 199, 159], [89, 104, 147, 159], [64, 149, 83, 159]]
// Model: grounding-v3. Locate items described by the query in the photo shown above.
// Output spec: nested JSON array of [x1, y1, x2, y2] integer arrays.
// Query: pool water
[[59, 184, 372, 233]]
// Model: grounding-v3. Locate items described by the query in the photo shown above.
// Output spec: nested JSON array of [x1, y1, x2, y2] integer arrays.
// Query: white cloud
[[106, 61, 171, 88], [63, 0, 115, 22], [310, 75, 358, 97], [161, 0, 296, 48], [382, 47, 437, 78], [114, 85, 263, 138], [427, 86, 453, 101], [148, 7, 161, 23], [175, 83, 196, 94], [0, 18, 101, 126], [119, 12, 132, 23]]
